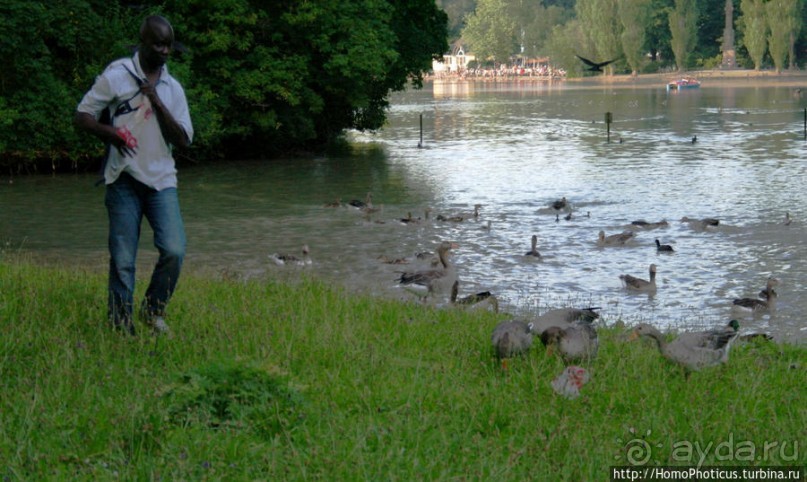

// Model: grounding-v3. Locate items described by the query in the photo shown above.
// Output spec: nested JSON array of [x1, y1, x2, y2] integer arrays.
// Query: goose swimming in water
[[396, 241, 458, 301], [784, 212, 792, 226], [630, 219, 669, 229], [733, 278, 778, 314], [680, 216, 719, 229], [269, 245, 312, 266], [349, 192, 372, 209], [551, 196, 568, 210], [620, 264, 657, 292], [655, 239, 674, 252], [597, 230, 636, 246], [525, 235, 541, 257]]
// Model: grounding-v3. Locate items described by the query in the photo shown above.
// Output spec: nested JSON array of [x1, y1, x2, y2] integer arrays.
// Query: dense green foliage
[[0, 1, 447, 168], [1, 258, 805, 479]]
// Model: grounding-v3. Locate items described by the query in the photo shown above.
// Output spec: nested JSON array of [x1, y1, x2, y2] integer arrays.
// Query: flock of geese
[[271, 192, 790, 378]]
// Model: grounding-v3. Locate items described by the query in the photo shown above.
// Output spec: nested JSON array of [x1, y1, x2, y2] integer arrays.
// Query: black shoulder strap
[[121, 58, 145, 86], [94, 58, 146, 186]]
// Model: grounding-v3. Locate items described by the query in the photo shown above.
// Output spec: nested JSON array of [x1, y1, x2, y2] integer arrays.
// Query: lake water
[[2, 79, 806, 342]]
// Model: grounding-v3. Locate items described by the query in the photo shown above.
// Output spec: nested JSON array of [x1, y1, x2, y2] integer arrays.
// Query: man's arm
[[73, 111, 137, 157], [140, 82, 190, 148]]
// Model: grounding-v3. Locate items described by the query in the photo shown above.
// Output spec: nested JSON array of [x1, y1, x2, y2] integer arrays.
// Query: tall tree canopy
[[618, 0, 653, 74], [0, 0, 447, 168], [740, 0, 768, 69], [462, 0, 518, 65], [669, 0, 699, 71]]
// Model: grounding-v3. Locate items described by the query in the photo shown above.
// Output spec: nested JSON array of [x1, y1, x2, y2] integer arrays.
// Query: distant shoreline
[[427, 69, 807, 88]]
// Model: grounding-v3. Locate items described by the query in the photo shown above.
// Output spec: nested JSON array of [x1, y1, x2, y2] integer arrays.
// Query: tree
[[437, 0, 477, 42], [767, 0, 797, 72], [763, 0, 803, 71], [669, 0, 699, 71], [0, 0, 448, 166], [739, 0, 768, 70], [462, 0, 518, 66], [722, 0, 737, 68], [618, 0, 652, 74], [576, 0, 623, 75]]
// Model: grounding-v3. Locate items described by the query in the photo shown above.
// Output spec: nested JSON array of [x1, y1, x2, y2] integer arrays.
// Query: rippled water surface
[[3, 80, 806, 341]]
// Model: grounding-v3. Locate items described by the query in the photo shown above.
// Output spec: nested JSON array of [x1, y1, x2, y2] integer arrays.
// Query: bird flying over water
[[576, 55, 618, 72]]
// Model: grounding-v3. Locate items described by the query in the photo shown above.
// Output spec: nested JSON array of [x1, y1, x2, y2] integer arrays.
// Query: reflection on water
[[2, 81, 806, 341]]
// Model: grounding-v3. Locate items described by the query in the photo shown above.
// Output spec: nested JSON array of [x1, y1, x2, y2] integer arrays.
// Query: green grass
[[1, 256, 805, 481]]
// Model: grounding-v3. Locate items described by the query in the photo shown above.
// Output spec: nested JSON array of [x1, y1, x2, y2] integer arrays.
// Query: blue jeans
[[105, 172, 185, 334]]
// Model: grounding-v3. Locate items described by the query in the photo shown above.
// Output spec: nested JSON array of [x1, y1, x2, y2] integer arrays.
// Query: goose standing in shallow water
[[597, 230, 636, 246], [620, 264, 657, 292], [396, 241, 458, 301], [491, 320, 534, 360], [269, 245, 312, 266], [630, 322, 740, 372], [733, 278, 778, 314], [525, 235, 541, 257], [655, 239, 674, 252]]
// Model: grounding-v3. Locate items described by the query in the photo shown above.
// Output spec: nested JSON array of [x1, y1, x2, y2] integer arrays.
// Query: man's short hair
[[139, 15, 174, 43]]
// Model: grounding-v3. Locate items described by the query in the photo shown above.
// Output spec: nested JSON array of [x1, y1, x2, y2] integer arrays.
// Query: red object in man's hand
[[116, 126, 138, 149]]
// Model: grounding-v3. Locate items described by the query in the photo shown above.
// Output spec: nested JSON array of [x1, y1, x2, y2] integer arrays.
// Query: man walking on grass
[[74, 15, 193, 335]]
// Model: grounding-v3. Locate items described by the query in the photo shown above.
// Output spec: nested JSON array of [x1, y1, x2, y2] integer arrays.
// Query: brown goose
[[269, 245, 312, 266], [630, 219, 669, 228], [630, 322, 739, 372], [396, 241, 458, 300], [540, 322, 599, 363], [597, 230, 636, 246], [680, 216, 720, 229], [451, 280, 499, 312], [620, 264, 657, 291], [733, 278, 778, 313], [525, 234, 541, 257], [533, 307, 600, 335], [491, 320, 534, 359]]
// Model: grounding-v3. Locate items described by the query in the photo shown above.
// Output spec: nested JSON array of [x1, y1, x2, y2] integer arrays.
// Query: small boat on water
[[667, 77, 701, 91]]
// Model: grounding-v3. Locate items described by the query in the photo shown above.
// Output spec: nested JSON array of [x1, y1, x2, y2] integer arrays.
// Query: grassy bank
[[1, 257, 804, 480]]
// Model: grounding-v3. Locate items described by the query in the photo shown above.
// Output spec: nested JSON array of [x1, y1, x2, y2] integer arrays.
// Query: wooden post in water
[[605, 112, 613, 143], [418, 113, 423, 148]]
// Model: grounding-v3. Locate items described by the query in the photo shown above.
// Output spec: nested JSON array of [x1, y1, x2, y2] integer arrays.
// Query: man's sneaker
[[151, 316, 170, 334]]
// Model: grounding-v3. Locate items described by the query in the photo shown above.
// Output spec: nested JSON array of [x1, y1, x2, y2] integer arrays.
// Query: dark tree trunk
[[722, 0, 736, 69]]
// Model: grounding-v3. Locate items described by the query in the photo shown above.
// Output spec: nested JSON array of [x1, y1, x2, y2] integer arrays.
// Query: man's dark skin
[[73, 16, 189, 157]]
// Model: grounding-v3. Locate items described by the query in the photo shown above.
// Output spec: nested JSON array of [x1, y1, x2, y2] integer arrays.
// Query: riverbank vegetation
[[1, 256, 804, 479], [0, 1, 447, 170]]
